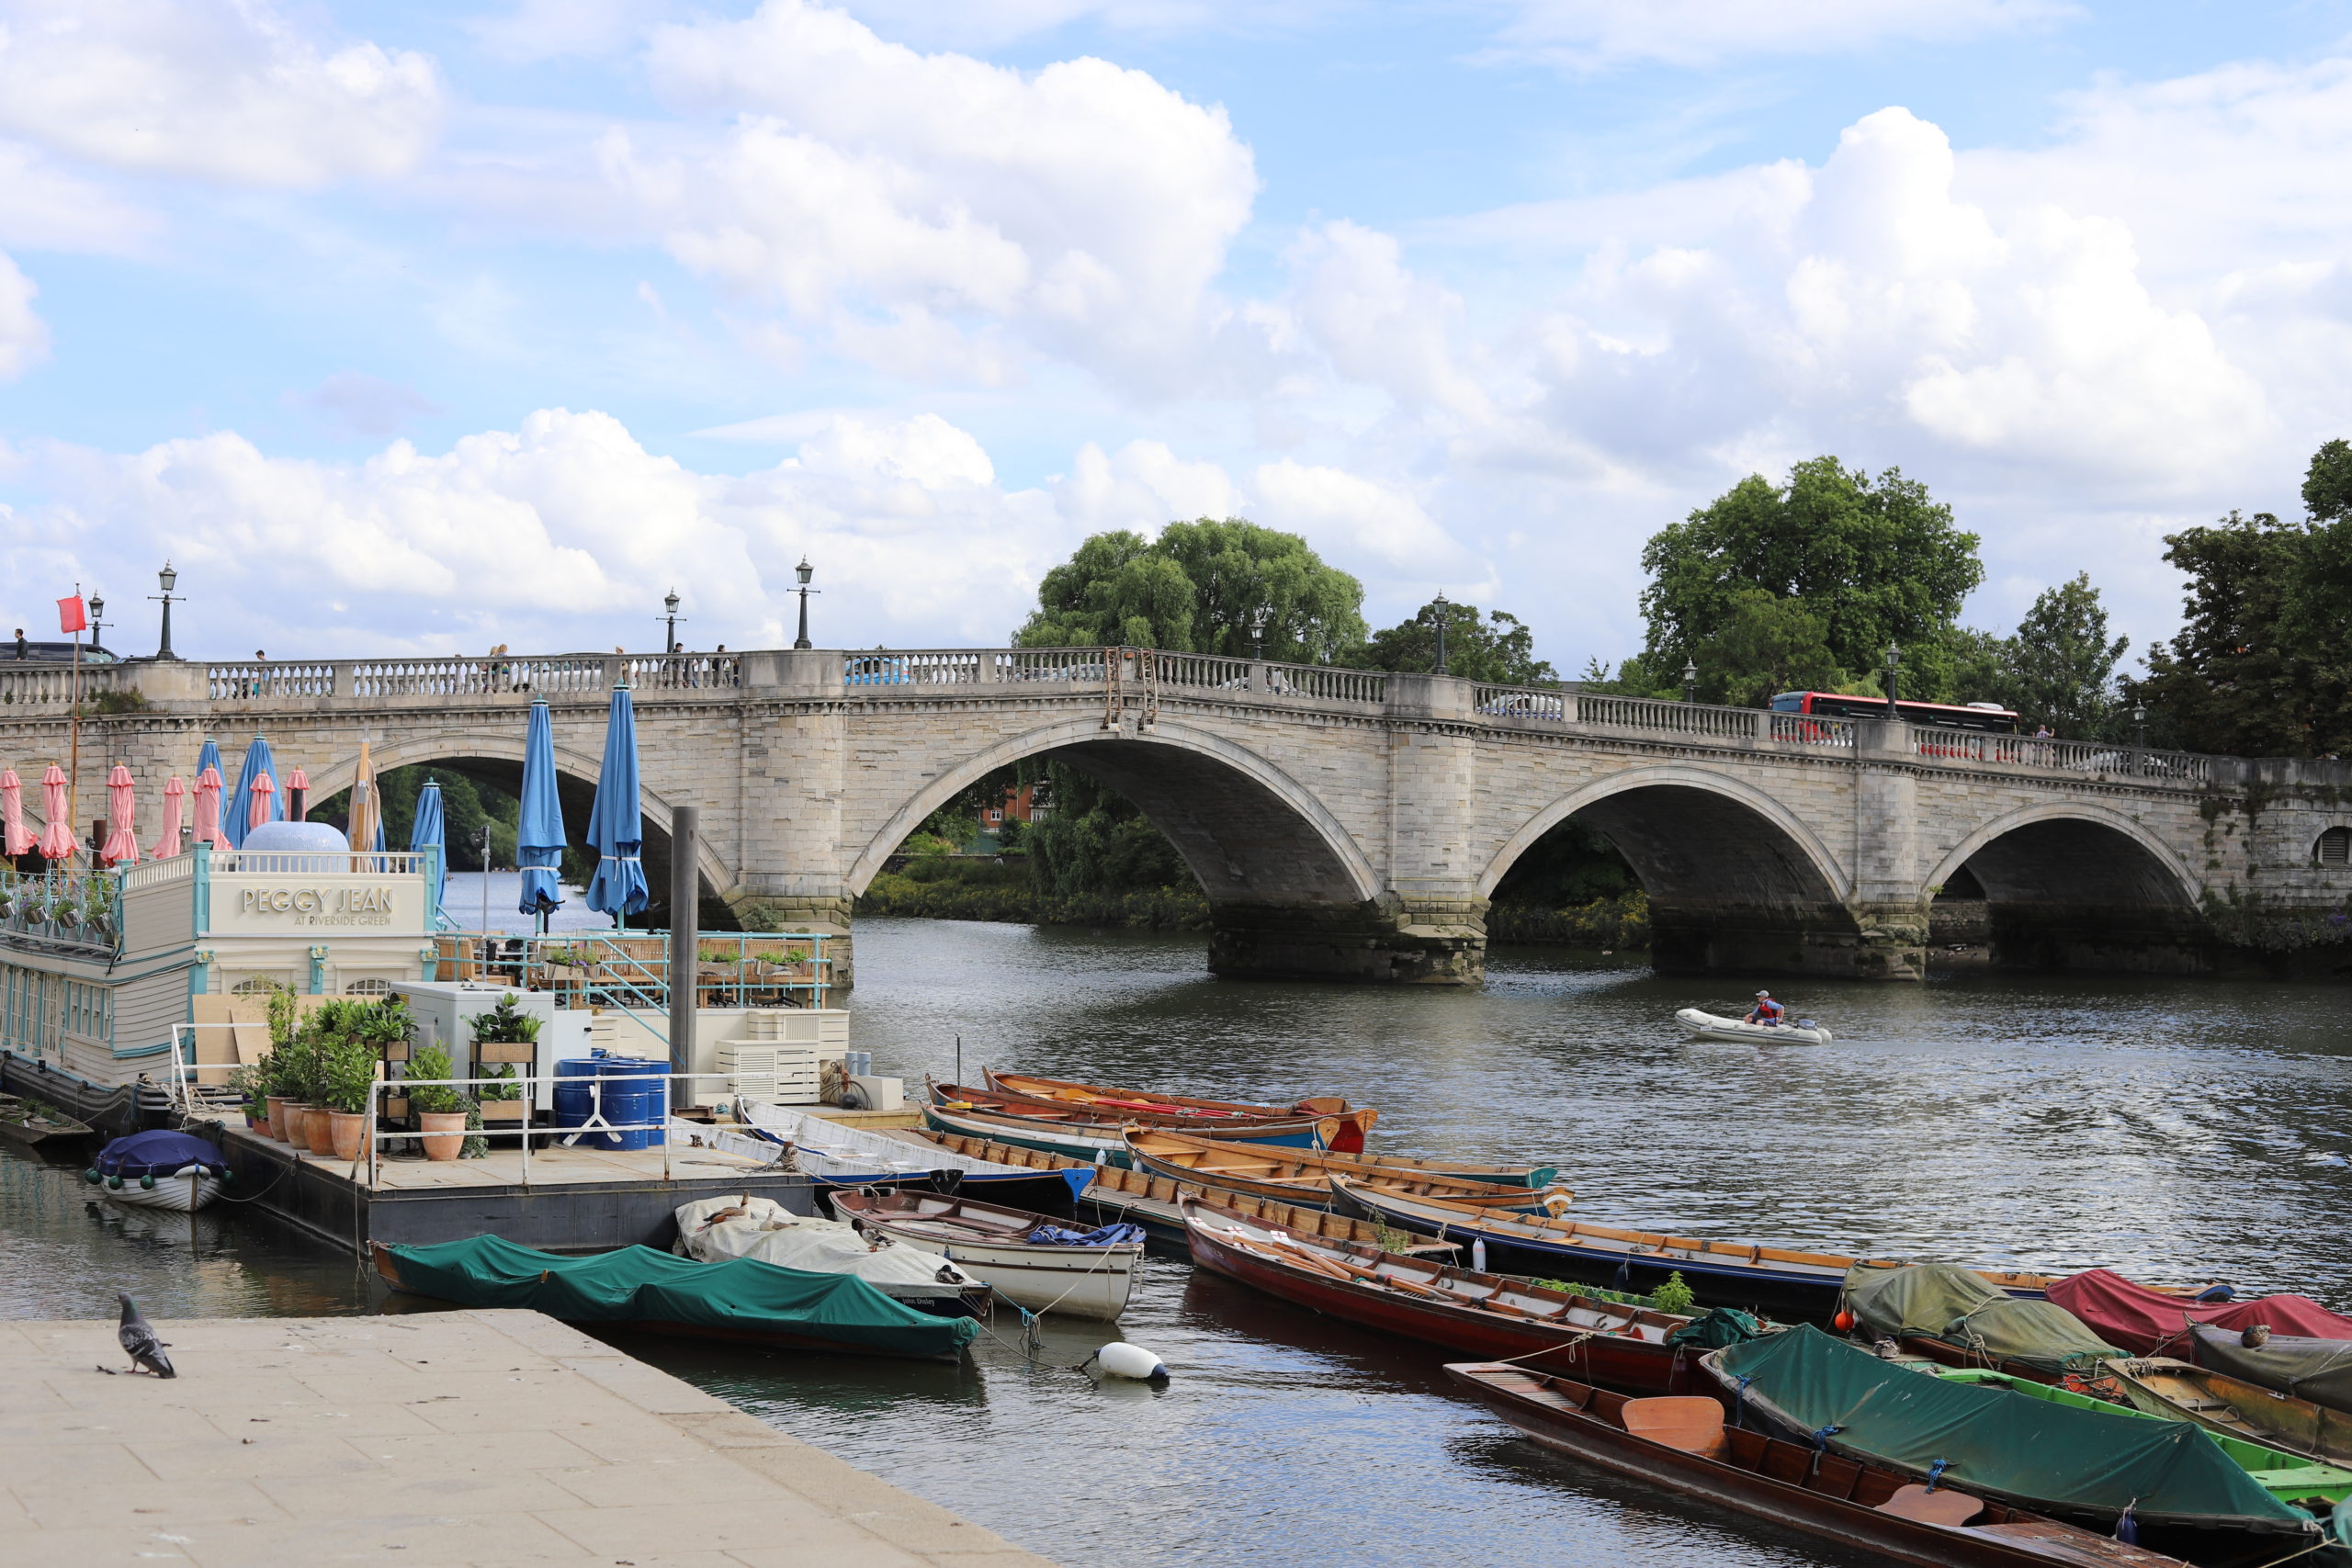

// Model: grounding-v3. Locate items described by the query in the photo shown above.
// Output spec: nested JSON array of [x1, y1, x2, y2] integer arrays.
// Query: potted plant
[[319, 1030, 377, 1162], [405, 1043, 469, 1161], [468, 993, 541, 1065], [261, 984, 301, 1143], [477, 1063, 526, 1127]]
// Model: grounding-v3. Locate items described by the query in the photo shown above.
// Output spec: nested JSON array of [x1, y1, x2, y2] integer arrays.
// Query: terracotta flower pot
[[418, 1111, 466, 1162], [302, 1105, 337, 1156], [328, 1110, 366, 1161], [266, 1095, 292, 1142]]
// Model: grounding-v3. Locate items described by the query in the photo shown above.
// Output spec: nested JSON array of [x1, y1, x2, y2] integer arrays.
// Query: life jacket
[[1754, 998, 1784, 1022]]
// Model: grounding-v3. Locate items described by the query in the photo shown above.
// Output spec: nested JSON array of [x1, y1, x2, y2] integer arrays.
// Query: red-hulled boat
[[1182, 1195, 1713, 1393], [983, 1068, 1377, 1151]]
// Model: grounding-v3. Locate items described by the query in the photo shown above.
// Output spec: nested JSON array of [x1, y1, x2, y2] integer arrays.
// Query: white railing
[[1913, 728, 2212, 782], [1575, 693, 1761, 740], [1475, 684, 1566, 720], [1768, 713, 1858, 748], [202, 653, 745, 703]]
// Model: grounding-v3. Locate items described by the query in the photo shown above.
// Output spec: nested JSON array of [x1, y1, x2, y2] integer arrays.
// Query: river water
[[6, 917, 2350, 1567]]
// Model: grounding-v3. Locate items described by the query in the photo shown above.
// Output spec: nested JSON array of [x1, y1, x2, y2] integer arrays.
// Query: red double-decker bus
[[1770, 691, 2019, 734]]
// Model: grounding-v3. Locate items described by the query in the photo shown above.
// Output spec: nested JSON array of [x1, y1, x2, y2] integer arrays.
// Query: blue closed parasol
[[225, 737, 281, 849], [584, 683, 648, 924], [517, 698, 564, 921], [410, 777, 447, 911]]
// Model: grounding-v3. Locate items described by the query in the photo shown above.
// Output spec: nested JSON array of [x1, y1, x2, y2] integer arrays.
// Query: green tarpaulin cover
[[387, 1235, 978, 1360], [1664, 1307, 1770, 1350], [1713, 1325, 2313, 1532], [1844, 1261, 2121, 1376]]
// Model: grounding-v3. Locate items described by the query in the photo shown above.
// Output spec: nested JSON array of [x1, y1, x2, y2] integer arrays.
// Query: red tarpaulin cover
[[2047, 1268, 2352, 1355]]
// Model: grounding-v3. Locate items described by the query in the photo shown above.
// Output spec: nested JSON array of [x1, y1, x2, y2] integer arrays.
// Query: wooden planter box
[[477, 1041, 537, 1064], [478, 1100, 528, 1122]]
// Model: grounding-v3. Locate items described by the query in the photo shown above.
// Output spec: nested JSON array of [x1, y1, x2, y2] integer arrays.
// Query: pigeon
[[117, 1293, 175, 1378]]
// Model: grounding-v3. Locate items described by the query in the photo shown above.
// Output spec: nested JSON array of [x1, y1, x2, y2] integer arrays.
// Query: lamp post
[[2133, 703, 2147, 750], [87, 594, 106, 654], [661, 589, 684, 655], [1250, 607, 1269, 663], [1430, 592, 1450, 675], [149, 562, 181, 661], [791, 558, 818, 650], [1681, 656, 1698, 705], [1883, 640, 1902, 719]]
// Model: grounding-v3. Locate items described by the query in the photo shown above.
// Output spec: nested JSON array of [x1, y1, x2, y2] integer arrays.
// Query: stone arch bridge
[[3, 647, 2346, 986]]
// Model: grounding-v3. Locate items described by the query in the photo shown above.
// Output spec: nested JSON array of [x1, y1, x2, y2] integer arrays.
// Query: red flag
[[56, 596, 86, 634]]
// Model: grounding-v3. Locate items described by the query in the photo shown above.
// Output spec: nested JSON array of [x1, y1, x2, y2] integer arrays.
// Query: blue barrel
[[597, 1056, 668, 1151], [551, 1058, 607, 1146]]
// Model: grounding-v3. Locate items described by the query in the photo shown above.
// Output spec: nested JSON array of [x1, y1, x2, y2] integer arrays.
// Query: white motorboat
[[831, 1188, 1144, 1320], [1676, 1007, 1833, 1046], [85, 1130, 227, 1212], [717, 1101, 1095, 1209]]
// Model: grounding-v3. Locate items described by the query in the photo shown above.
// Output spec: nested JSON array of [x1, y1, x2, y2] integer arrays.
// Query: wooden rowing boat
[[1330, 1177, 2064, 1324], [1184, 1196, 1712, 1392], [0, 1093, 95, 1152], [1446, 1361, 2192, 1567], [939, 1078, 1336, 1141], [983, 1069, 1378, 1152], [1127, 1126, 1566, 1213], [831, 1189, 1142, 1319], [2104, 1356, 2352, 1469], [724, 1101, 1093, 1213], [924, 1084, 1332, 1165], [893, 1125, 1462, 1255]]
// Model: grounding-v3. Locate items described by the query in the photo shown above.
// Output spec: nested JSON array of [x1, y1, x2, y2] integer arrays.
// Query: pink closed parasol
[[36, 764, 75, 860], [100, 764, 140, 865], [286, 766, 310, 821], [0, 768, 28, 857], [246, 771, 276, 831], [192, 766, 228, 850], [150, 776, 186, 859]]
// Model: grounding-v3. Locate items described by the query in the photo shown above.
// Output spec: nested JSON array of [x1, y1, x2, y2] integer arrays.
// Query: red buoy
[[1833, 1310, 1855, 1332]]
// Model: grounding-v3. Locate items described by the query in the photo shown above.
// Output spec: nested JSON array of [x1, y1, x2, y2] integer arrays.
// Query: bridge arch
[[1479, 763, 1880, 976], [1927, 802, 2210, 970], [301, 730, 736, 912], [849, 716, 1382, 908]]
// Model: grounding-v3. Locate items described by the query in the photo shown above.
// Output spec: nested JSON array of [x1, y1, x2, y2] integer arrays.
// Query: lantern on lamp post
[[791, 558, 819, 650], [148, 562, 182, 661]]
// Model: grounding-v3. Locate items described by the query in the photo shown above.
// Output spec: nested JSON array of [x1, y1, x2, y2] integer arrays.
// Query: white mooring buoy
[[1091, 1341, 1168, 1382]]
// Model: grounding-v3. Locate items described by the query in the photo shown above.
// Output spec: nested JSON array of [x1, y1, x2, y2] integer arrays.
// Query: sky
[[4, 0, 2352, 671]]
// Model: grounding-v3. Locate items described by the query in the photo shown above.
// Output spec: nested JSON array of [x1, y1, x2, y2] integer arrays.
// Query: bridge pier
[[1645, 897, 1928, 981], [1205, 896, 1487, 985]]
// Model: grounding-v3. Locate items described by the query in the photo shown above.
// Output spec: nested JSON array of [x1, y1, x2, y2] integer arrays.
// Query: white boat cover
[[673, 1195, 977, 1291], [738, 1100, 1042, 1182], [1675, 1007, 1833, 1045]]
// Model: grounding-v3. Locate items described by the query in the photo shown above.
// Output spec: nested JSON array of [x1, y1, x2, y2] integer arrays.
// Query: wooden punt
[[1330, 1177, 2064, 1325], [983, 1069, 1379, 1152], [1445, 1361, 2191, 1568], [924, 1083, 1331, 1165], [894, 1126, 1461, 1256], [2105, 1356, 2352, 1469], [1184, 1196, 1708, 1392], [1127, 1126, 1566, 1213]]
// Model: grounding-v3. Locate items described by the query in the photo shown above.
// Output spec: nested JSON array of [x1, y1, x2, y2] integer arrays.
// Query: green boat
[[1704, 1326, 2327, 1558], [1899, 1361, 2352, 1508], [371, 1236, 978, 1362]]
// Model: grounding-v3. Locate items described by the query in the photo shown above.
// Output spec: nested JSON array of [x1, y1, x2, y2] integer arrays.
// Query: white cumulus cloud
[[0, 252, 47, 379], [1490, 0, 2075, 71], [622, 0, 1258, 388], [0, 0, 443, 186]]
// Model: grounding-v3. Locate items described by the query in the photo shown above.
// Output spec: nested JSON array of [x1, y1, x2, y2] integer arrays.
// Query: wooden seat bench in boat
[[1621, 1396, 1728, 1460], [1876, 1483, 1985, 1527]]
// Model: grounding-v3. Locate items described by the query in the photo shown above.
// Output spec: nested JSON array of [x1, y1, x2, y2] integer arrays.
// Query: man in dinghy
[[1744, 991, 1785, 1027]]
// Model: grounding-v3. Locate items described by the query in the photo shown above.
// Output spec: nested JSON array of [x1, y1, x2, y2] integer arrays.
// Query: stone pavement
[[0, 1309, 1060, 1568]]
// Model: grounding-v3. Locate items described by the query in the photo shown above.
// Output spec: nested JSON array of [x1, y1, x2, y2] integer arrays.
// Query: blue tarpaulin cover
[[1024, 1223, 1145, 1247], [96, 1131, 226, 1179]]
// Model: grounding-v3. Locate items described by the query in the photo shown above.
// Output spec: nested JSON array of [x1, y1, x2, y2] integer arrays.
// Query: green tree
[[1363, 599, 1556, 685], [1688, 591, 1845, 707], [2134, 510, 2341, 756], [2002, 573, 2128, 737], [1018, 519, 1367, 662], [1638, 457, 1984, 702]]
